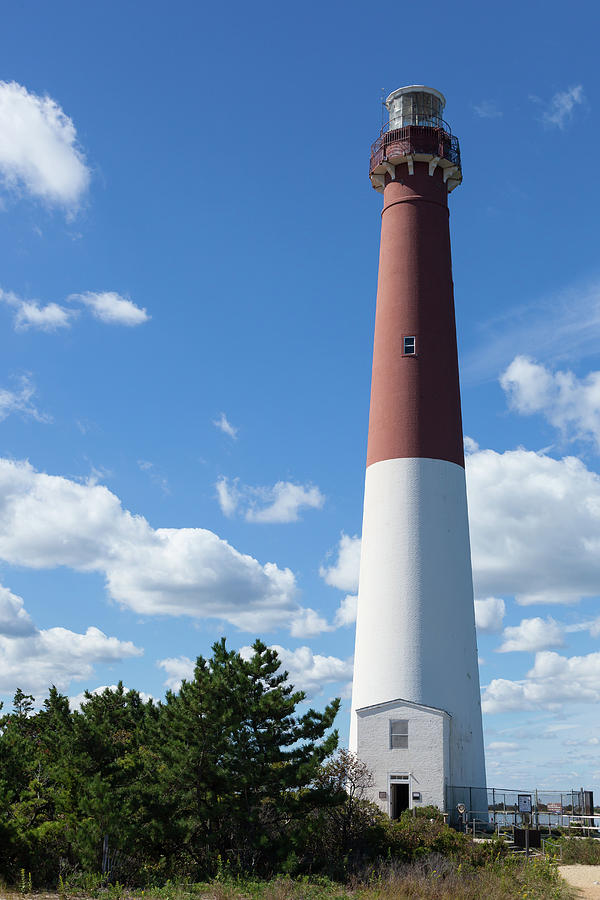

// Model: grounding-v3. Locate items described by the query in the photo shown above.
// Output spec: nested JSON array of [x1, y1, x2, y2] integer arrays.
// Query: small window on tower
[[390, 719, 409, 749], [403, 336, 416, 355]]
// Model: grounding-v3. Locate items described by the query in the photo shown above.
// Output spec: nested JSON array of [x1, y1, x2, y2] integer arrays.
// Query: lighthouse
[[349, 86, 486, 820]]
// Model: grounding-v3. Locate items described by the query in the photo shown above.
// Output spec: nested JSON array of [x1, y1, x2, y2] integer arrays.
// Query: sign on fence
[[518, 794, 532, 814], [547, 802, 563, 814]]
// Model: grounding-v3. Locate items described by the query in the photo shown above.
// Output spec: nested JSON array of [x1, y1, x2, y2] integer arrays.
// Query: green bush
[[560, 836, 600, 864], [384, 812, 470, 862], [0, 818, 75, 887], [20, 819, 74, 886], [401, 805, 445, 823]]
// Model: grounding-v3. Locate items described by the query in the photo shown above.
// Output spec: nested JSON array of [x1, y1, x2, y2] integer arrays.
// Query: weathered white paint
[[357, 698, 450, 813], [350, 456, 486, 799]]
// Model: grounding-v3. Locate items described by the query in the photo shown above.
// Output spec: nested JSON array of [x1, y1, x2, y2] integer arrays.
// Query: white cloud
[[0, 80, 90, 210], [0, 585, 36, 637], [213, 412, 238, 439], [320, 533, 361, 593], [463, 278, 600, 385], [15, 300, 73, 331], [0, 582, 142, 697], [467, 447, 600, 605], [541, 85, 584, 129], [498, 617, 564, 653], [69, 684, 153, 711], [565, 617, 600, 638], [464, 436, 479, 454], [564, 737, 600, 747], [216, 477, 325, 524], [482, 650, 600, 714], [486, 741, 519, 752], [289, 607, 331, 637], [157, 655, 195, 692], [0, 374, 50, 423], [481, 679, 532, 714], [334, 594, 358, 627], [501, 356, 555, 415], [0, 457, 323, 635], [71, 291, 149, 326], [1, 288, 147, 331], [529, 649, 599, 681], [474, 597, 505, 633], [501, 355, 600, 450], [245, 481, 325, 524], [160, 644, 351, 699], [0, 288, 74, 331], [0, 627, 142, 697], [240, 643, 353, 698], [272, 645, 353, 697], [216, 476, 240, 517], [473, 101, 502, 119]]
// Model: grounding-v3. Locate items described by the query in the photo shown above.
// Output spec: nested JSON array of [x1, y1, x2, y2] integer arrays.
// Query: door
[[390, 782, 410, 819]]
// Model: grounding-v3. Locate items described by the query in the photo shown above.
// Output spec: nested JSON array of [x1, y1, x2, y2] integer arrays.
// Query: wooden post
[[102, 834, 109, 875]]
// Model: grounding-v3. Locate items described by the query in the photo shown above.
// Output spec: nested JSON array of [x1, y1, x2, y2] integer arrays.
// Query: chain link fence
[[446, 785, 598, 832]]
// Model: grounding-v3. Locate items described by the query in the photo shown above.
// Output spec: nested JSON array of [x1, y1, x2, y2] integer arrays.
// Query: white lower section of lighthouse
[[350, 457, 486, 817]]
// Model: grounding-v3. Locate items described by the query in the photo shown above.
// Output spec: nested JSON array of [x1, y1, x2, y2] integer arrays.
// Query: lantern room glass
[[386, 87, 445, 130]]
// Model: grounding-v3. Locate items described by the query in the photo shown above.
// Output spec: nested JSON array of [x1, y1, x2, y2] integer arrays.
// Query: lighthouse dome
[[385, 85, 446, 129]]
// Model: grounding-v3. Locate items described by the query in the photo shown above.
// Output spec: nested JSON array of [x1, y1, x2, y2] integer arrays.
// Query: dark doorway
[[390, 782, 410, 819]]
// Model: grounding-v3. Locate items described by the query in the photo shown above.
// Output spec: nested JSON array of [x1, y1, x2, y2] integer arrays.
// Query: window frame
[[402, 335, 417, 357], [390, 718, 409, 750]]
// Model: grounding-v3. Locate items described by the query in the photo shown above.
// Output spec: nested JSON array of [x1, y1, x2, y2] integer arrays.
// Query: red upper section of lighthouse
[[368, 86, 462, 194], [370, 121, 461, 177], [365, 95, 465, 469]]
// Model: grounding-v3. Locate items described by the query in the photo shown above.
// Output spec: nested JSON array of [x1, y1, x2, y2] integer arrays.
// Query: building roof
[[385, 85, 446, 108], [356, 696, 451, 717]]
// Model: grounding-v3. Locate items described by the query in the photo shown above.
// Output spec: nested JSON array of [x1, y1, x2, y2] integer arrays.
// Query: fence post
[[102, 834, 109, 875]]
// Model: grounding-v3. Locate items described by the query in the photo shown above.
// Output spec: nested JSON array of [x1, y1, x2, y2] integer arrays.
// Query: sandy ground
[[559, 865, 600, 898]]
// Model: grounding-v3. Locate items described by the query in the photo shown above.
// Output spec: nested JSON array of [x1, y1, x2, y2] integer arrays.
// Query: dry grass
[[0, 856, 578, 900], [560, 838, 600, 865]]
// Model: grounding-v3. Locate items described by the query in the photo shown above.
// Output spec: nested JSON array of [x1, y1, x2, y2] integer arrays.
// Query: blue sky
[[1, 0, 600, 794]]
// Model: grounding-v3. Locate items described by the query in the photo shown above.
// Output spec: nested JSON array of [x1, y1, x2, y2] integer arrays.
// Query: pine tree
[[156, 638, 340, 875], [68, 683, 159, 868], [0, 687, 73, 883]]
